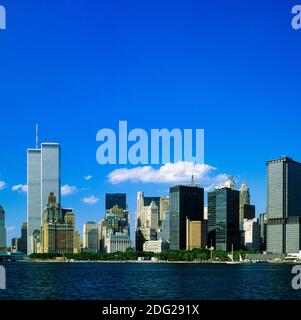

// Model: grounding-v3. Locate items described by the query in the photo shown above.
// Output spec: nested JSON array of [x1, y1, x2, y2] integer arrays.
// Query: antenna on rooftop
[[36, 124, 39, 149]]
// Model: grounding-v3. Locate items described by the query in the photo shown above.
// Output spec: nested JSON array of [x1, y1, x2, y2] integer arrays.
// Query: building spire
[[191, 174, 195, 186], [36, 124, 38, 149]]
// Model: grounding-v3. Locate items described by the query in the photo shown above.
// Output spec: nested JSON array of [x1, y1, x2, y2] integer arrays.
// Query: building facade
[[169, 185, 204, 251], [266, 157, 301, 254], [136, 200, 160, 251], [143, 239, 169, 253], [27, 143, 61, 255], [83, 222, 98, 253], [186, 219, 207, 250], [19, 222, 27, 254], [241, 218, 260, 251], [41, 193, 75, 254], [105, 193, 126, 211], [208, 187, 240, 251], [259, 213, 268, 252], [105, 233, 131, 253]]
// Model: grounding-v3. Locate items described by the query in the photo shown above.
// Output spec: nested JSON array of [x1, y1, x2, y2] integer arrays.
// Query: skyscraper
[[0, 205, 6, 252], [259, 213, 268, 252], [169, 185, 204, 250], [83, 222, 98, 253], [159, 197, 169, 225], [41, 192, 75, 254], [27, 142, 61, 255], [136, 200, 160, 251], [19, 222, 27, 254], [241, 218, 260, 251], [105, 193, 126, 210], [135, 192, 165, 251], [239, 181, 254, 224], [266, 157, 301, 254], [208, 187, 240, 251]]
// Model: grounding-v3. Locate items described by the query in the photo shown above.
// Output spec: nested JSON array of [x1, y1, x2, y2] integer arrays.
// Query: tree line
[[29, 248, 256, 262]]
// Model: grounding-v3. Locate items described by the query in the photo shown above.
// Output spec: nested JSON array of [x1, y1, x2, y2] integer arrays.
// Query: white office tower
[[0, 205, 6, 252], [141, 201, 159, 229], [27, 143, 61, 255], [136, 191, 144, 228]]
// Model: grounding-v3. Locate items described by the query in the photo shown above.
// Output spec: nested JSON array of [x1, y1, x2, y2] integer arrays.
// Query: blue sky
[[0, 0, 301, 243]]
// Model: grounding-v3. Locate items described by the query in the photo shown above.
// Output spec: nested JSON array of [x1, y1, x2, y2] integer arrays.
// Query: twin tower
[[27, 143, 61, 255]]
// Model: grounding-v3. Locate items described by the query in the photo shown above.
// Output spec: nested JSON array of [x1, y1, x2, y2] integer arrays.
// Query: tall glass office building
[[267, 157, 301, 254], [27, 143, 61, 255], [208, 188, 240, 251], [169, 185, 204, 250]]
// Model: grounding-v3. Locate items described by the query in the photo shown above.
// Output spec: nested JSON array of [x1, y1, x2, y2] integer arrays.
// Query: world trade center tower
[[27, 143, 61, 255]]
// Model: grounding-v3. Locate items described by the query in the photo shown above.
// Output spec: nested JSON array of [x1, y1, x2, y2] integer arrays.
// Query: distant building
[[169, 184, 204, 250], [208, 187, 240, 251], [83, 222, 98, 253], [241, 219, 260, 251], [239, 181, 256, 224], [186, 219, 207, 250], [241, 204, 255, 221], [225, 176, 236, 189], [41, 193, 75, 254], [136, 198, 161, 251], [27, 142, 61, 255], [204, 207, 208, 220], [159, 211, 170, 242], [259, 213, 268, 252], [11, 238, 20, 253], [99, 203, 131, 253], [105, 233, 131, 253], [19, 222, 27, 254], [143, 239, 169, 253], [159, 197, 169, 225], [266, 157, 301, 254], [73, 230, 81, 254], [0, 205, 6, 252], [105, 193, 126, 210]]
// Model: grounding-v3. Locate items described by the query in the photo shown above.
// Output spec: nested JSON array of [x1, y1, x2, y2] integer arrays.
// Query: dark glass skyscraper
[[267, 157, 301, 254], [208, 188, 240, 251], [19, 222, 27, 254], [105, 193, 127, 210], [169, 185, 204, 250]]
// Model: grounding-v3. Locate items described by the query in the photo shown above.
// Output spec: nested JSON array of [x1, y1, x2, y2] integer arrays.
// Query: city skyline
[[1, 0, 301, 244], [1, 132, 300, 246]]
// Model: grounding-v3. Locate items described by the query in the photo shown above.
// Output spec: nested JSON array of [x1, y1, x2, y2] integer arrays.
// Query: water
[[0, 262, 300, 300]]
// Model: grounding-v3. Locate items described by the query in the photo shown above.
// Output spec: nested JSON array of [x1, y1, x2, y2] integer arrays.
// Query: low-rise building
[[105, 233, 131, 253], [143, 239, 169, 253]]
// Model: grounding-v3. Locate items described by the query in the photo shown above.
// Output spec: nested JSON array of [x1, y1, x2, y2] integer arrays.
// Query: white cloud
[[84, 175, 93, 181], [61, 184, 79, 196], [11, 184, 28, 193], [0, 181, 6, 190], [108, 161, 228, 191], [81, 195, 99, 205], [6, 226, 16, 232]]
